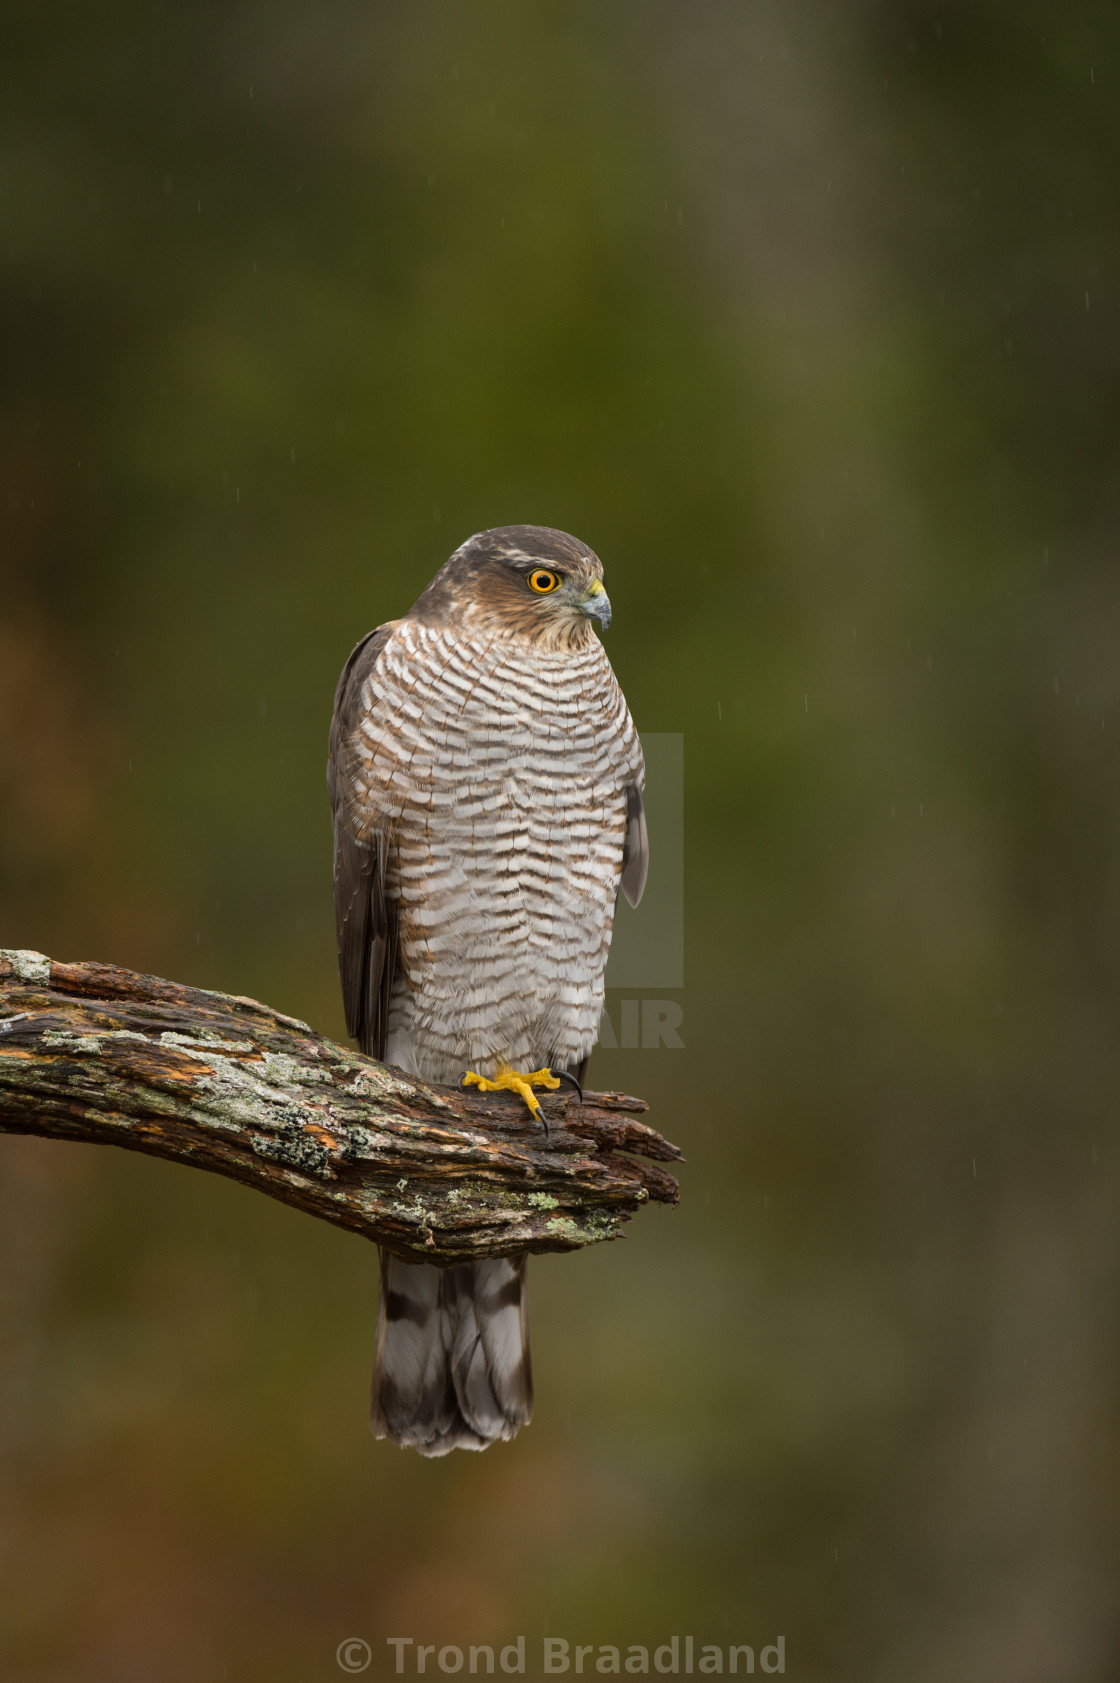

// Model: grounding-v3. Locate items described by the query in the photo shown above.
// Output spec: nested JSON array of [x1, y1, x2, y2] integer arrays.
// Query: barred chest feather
[[349, 620, 643, 1086]]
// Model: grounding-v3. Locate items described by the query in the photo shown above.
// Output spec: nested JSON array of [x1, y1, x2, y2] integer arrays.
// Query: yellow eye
[[528, 569, 559, 594]]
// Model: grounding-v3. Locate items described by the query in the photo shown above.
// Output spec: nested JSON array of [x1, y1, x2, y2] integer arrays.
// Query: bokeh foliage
[[3, 3, 1120, 1680]]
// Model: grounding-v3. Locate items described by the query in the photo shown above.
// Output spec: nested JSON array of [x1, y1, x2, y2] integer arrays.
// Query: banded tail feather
[[372, 1252, 533, 1456]]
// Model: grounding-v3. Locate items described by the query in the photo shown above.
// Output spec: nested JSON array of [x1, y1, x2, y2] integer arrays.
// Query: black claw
[[548, 1067, 583, 1101]]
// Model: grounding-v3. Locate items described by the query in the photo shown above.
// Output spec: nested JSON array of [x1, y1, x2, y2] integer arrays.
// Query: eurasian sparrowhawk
[[328, 525, 646, 1455]]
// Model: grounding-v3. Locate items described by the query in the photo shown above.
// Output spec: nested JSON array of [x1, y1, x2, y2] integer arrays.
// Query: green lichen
[[249, 1131, 331, 1179], [544, 1216, 583, 1239], [40, 1032, 102, 1054], [1, 949, 51, 984], [544, 1210, 623, 1245], [160, 1031, 256, 1054], [262, 1049, 329, 1086]]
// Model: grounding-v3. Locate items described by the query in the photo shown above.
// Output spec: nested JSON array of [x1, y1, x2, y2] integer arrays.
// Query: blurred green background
[[3, 2, 1120, 1679]]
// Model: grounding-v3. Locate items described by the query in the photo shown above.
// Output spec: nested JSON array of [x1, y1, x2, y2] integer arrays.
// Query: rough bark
[[0, 950, 679, 1265]]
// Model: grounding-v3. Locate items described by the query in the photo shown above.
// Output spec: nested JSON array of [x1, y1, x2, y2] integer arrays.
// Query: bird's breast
[[355, 622, 642, 1079]]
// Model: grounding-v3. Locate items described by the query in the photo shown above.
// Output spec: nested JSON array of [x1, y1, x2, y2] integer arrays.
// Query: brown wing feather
[[327, 622, 400, 1059], [620, 781, 648, 908]]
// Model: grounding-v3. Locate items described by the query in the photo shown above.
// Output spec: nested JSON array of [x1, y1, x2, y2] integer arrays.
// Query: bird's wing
[[620, 780, 649, 908], [327, 622, 400, 1059]]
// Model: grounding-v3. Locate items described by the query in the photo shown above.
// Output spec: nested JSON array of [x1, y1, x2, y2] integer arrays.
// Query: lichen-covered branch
[[0, 950, 679, 1265]]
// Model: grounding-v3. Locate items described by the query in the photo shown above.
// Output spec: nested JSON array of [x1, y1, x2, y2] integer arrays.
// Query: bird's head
[[410, 525, 612, 649]]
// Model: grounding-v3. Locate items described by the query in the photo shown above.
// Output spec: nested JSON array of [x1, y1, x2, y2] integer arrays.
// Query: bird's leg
[[460, 1066, 560, 1127]]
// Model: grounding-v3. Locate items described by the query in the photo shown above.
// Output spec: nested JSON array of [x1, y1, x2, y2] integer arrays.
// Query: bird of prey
[[328, 525, 647, 1455]]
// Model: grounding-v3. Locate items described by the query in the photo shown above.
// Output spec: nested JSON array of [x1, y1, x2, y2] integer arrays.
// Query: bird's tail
[[371, 1252, 533, 1456]]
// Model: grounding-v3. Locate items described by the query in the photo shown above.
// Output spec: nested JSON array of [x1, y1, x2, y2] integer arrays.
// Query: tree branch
[[0, 949, 679, 1265]]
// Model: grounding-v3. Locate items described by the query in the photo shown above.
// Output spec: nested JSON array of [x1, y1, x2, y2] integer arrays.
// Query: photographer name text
[[377, 1636, 785, 1675]]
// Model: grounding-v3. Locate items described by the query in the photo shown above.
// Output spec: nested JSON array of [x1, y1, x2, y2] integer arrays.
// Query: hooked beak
[[578, 579, 612, 629]]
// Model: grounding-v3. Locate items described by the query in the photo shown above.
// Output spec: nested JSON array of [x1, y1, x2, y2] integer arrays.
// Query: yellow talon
[[462, 1066, 560, 1123]]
